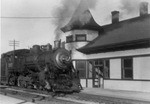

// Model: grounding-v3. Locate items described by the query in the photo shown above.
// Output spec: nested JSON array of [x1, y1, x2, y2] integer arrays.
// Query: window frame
[[103, 60, 110, 79], [76, 60, 86, 79], [75, 34, 86, 42], [66, 35, 73, 43], [93, 59, 110, 79], [122, 57, 133, 80]]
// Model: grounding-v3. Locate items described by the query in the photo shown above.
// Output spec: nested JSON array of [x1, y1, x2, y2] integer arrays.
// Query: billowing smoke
[[52, 0, 98, 40], [73, 0, 98, 25], [119, 0, 142, 16], [70, 1, 92, 26], [104, 0, 148, 23], [52, 0, 79, 40]]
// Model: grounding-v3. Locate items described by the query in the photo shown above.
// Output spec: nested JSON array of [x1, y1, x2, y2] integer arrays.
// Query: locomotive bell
[[32, 45, 41, 54], [46, 43, 52, 51], [41, 43, 52, 52]]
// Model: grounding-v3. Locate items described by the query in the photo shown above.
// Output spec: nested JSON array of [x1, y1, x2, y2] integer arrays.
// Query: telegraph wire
[[0, 16, 71, 19]]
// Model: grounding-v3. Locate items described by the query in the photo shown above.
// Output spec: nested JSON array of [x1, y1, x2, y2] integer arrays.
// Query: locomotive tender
[[1, 40, 81, 93]]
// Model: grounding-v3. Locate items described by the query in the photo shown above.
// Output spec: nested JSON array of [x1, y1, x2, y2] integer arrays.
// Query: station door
[[93, 66, 103, 88]]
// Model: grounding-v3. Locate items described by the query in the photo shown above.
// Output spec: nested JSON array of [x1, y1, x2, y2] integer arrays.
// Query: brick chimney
[[140, 2, 148, 16], [111, 11, 119, 24]]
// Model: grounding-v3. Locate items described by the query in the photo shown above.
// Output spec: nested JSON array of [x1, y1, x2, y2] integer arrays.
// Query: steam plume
[[53, 0, 98, 40], [119, 0, 141, 15]]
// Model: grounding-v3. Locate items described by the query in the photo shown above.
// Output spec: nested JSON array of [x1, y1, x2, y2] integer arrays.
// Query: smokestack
[[111, 11, 119, 24], [61, 41, 66, 49], [54, 40, 61, 48], [140, 2, 148, 16]]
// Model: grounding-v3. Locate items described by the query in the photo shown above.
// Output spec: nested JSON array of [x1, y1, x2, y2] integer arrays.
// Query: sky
[[1, 0, 150, 55]]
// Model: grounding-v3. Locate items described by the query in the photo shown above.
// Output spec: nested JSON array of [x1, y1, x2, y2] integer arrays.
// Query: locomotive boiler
[[1, 40, 81, 93]]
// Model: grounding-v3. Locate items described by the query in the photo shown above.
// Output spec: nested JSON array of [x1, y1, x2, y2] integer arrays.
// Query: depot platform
[[0, 94, 34, 104], [81, 88, 150, 102]]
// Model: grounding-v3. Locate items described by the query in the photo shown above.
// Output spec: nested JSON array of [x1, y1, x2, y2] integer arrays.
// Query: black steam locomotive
[[1, 40, 81, 93]]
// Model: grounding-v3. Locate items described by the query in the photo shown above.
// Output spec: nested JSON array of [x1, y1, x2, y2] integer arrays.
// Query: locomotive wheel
[[52, 88, 55, 93], [44, 81, 51, 91], [18, 80, 23, 87], [8, 76, 16, 86], [52, 86, 56, 93], [8, 78, 15, 86]]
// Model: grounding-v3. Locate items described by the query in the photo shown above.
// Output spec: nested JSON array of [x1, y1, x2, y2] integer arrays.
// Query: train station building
[[61, 2, 150, 92]]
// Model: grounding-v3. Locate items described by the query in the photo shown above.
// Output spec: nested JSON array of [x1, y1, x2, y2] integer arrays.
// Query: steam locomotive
[[1, 40, 81, 93]]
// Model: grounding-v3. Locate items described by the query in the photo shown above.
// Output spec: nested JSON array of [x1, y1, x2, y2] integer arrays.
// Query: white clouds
[[1, 0, 61, 17], [1, 0, 61, 53], [1, 18, 56, 53], [92, 0, 150, 25], [91, 0, 121, 25]]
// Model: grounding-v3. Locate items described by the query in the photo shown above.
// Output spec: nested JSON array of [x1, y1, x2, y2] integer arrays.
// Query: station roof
[[78, 14, 150, 54]]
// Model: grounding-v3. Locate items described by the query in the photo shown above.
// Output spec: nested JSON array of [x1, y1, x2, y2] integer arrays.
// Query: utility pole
[[9, 40, 19, 71]]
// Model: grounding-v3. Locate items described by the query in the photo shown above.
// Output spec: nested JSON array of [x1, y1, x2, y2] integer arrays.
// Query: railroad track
[[0, 85, 99, 104], [0, 85, 150, 104]]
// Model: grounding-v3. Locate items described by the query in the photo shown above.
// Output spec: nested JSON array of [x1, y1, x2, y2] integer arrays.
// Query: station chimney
[[140, 2, 148, 16], [111, 11, 119, 24]]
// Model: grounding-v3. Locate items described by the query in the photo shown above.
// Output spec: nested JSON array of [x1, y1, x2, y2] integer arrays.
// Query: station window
[[94, 60, 103, 66], [76, 34, 86, 42], [76, 61, 86, 78], [66, 35, 73, 43], [122, 58, 133, 79], [88, 61, 93, 78], [94, 60, 110, 79]]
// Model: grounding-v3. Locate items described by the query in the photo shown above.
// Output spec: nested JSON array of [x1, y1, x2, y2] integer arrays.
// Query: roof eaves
[[77, 38, 150, 54], [61, 10, 104, 33]]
